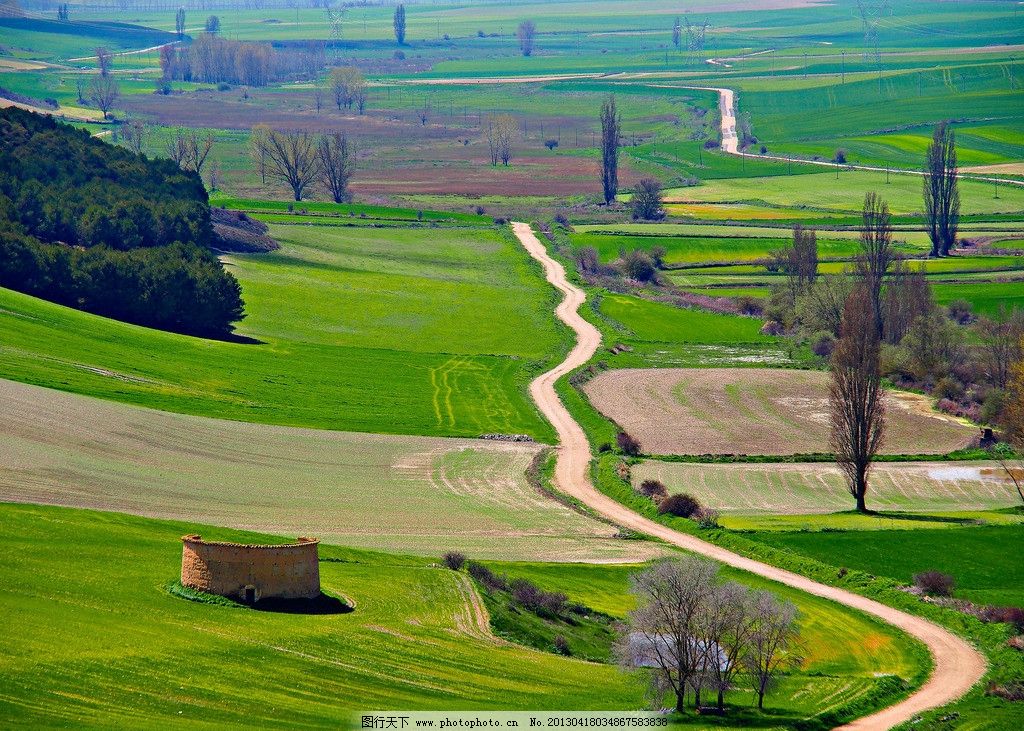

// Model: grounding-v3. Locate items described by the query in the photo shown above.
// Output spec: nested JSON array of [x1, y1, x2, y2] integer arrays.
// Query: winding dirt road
[[513, 220, 986, 729]]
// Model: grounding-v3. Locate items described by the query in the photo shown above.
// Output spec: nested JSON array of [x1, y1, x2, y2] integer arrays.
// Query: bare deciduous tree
[[992, 336, 1024, 504], [119, 117, 146, 155], [206, 159, 222, 191], [254, 128, 321, 201], [249, 124, 270, 185], [329, 66, 366, 111], [976, 306, 1024, 390], [924, 121, 959, 257], [317, 132, 354, 203], [855, 192, 895, 338], [600, 95, 620, 205], [794, 274, 855, 337], [745, 592, 800, 710], [88, 74, 119, 120], [517, 20, 536, 57], [699, 581, 754, 712], [95, 46, 113, 76], [617, 557, 719, 713], [882, 260, 932, 344], [619, 558, 799, 714], [830, 285, 886, 512], [484, 114, 517, 166], [573, 246, 599, 274], [167, 128, 214, 175], [301, 40, 326, 79], [771, 225, 818, 306]]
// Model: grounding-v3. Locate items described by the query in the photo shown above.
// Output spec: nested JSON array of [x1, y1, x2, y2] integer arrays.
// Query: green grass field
[[745, 524, 1024, 608], [3, 1, 1024, 726], [0, 503, 927, 727], [598, 293, 769, 344], [0, 217, 565, 440]]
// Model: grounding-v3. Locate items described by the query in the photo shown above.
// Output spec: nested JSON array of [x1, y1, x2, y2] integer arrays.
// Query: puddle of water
[[927, 466, 986, 481]]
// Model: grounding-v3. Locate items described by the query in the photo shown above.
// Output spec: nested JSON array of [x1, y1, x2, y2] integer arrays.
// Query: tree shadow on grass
[[219, 331, 264, 345], [826, 510, 984, 526], [863, 511, 983, 526]]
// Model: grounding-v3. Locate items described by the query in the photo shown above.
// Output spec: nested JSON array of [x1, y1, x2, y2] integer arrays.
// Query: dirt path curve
[[513, 220, 986, 730]]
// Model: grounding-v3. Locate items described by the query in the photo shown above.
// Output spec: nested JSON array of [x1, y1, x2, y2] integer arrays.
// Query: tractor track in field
[[513, 220, 986, 730]]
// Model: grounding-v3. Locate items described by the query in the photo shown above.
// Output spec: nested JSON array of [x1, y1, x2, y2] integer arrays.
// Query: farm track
[[513, 220, 986, 730]]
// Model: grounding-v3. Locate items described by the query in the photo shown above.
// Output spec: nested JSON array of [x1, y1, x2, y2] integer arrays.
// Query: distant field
[[0, 379, 661, 562], [0, 217, 564, 440], [633, 460, 1022, 519], [0, 503, 926, 726], [583, 368, 976, 456], [570, 232, 868, 266]]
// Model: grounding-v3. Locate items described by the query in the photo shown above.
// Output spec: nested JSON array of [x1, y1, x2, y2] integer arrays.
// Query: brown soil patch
[[583, 368, 975, 456]]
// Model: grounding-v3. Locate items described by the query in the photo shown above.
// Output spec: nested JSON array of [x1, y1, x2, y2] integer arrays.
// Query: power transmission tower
[[325, 3, 346, 56], [856, 0, 889, 64], [682, 13, 709, 65]]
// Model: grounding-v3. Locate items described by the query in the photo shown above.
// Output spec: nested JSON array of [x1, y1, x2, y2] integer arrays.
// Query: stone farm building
[[181, 534, 320, 604]]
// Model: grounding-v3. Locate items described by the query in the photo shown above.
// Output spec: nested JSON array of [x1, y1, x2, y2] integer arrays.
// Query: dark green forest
[[0, 108, 243, 337]]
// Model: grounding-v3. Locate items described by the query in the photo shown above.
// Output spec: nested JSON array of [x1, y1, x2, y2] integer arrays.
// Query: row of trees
[[248, 126, 354, 202], [159, 34, 275, 86], [0, 233, 243, 336], [618, 557, 800, 713], [814, 191, 1023, 513], [327, 66, 367, 113]]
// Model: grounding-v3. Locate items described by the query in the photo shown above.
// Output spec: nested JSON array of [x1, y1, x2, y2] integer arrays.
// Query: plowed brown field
[[582, 367, 976, 456]]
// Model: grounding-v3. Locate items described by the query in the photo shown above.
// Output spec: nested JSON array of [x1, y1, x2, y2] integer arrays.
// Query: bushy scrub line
[[640, 447, 1000, 465]]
